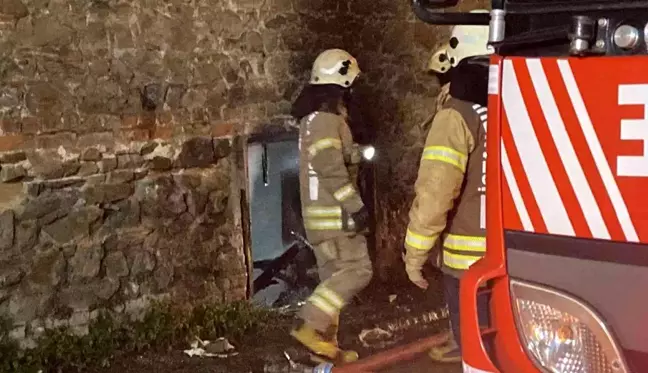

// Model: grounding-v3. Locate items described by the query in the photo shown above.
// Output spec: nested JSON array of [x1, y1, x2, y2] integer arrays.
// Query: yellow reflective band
[[405, 229, 438, 251], [315, 287, 345, 309], [444, 234, 486, 252], [333, 184, 356, 202], [305, 219, 343, 230], [443, 250, 481, 270], [308, 138, 342, 157], [305, 206, 342, 217], [422, 146, 467, 172], [308, 294, 339, 317]]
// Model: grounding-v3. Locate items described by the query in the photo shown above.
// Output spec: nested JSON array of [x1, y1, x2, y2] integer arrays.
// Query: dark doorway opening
[[246, 131, 318, 309]]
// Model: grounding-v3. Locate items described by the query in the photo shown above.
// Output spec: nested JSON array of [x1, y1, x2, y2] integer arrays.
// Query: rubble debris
[[359, 327, 396, 349], [183, 337, 238, 358], [263, 349, 334, 373]]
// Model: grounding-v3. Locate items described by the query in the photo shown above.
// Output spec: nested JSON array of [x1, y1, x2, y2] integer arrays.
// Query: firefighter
[[403, 21, 492, 363], [289, 48, 373, 364]]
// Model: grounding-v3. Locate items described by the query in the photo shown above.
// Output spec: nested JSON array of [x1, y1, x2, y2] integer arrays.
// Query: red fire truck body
[[463, 54, 648, 373], [411, 1, 648, 372]]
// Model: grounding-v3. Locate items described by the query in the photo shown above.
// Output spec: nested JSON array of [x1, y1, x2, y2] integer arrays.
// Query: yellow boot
[[312, 315, 359, 364], [291, 322, 359, 365], [326, 314, 340, 346], [428, 337, 462, 363]]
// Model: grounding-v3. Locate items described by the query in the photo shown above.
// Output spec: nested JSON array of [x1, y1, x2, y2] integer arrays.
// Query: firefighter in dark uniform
[[403, 21, 492, 363]]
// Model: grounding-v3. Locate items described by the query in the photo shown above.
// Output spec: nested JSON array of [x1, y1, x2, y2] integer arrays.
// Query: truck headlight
[[510, 280, 628, 373]]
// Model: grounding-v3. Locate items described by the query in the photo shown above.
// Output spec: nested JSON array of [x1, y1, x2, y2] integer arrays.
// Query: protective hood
[[291, 84, 349, 120], [448, 57, 489, 107], [291, 84, 366, 141]]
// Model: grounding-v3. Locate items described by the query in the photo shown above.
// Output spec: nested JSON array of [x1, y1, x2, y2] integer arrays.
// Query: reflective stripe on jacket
[[299, 111, 365, 244], [404, 97, 487, 278]]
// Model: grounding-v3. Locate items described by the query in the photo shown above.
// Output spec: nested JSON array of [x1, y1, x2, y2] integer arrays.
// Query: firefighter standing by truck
[[290, 48, 373, 364], [403, 22, 492, 363]]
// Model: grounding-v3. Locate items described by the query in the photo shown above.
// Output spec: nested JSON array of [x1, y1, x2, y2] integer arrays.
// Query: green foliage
[[0, 301, 283, 373]]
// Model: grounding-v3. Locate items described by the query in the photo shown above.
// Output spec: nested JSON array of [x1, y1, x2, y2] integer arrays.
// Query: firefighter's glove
[[346, 206, 370, 233], [403, 252, 429, 290]]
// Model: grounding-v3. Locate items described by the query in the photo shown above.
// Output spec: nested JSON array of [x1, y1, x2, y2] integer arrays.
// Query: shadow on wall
[[284, 0, 449, 281]]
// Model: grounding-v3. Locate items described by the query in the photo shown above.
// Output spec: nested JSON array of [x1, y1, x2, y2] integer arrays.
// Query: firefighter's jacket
[[299, 111, 365, 245], [404, 97, 487, 279]]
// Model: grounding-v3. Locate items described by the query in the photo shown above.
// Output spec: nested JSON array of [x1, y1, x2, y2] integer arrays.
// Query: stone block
[[0, 263, 23, 288], [0, 210, 14, 250], [41, 177, 85, 190], [0, 151, 27, 164], [59, 283, 98, 310], [107, 170, 134, 184], [0, 0, 28, 19], [25, 248, 66, 290], [69, 241, 104, 282], [98, 199, 140, 233], [117, 154, 144, 169], [83, 183, 134, 205], [81, 147, 103, 161], [13, 219, 38, 252], [149, 156, 173, 170], [177, 137, 216, 168], [42, 206, 103, 245], [98, 156, 118, 173], [131, 251, 156, 276], [78, 162, 99, 176], [27, 151, 80, 180], [105, 251, 129, 278], [20, 189, 78, 220], [0, 164, 27, 182], [8, 291, 53, 323]]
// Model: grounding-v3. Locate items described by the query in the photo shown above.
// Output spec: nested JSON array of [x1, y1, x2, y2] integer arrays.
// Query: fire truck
[[320, 1, 648, 373], [413, 0, 648, 372]]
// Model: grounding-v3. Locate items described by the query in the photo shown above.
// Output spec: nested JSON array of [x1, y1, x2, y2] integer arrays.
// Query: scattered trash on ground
[[263, 349, 323, 372], [359, 327, 396, 349], [183, 337, 238, 358], [384, 306, 449, 334], [356, 305, 450, 350], [388, 294, 397, 303]]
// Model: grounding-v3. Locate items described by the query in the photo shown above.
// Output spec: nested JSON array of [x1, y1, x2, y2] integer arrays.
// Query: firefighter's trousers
[[298, 234, 373, 333], [444, 274, 490, 350]]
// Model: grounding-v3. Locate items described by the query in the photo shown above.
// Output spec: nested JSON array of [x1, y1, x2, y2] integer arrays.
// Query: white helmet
[[446, 9, 492, 67], [427, 42, 452, 74], [309, 49, 361, 88]]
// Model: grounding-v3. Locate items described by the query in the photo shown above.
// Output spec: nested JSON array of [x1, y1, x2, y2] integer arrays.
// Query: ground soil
[[95, 269, 461, 373]]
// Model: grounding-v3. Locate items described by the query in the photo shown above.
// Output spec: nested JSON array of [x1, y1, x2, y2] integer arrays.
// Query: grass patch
[[0, 301, 283, 373]]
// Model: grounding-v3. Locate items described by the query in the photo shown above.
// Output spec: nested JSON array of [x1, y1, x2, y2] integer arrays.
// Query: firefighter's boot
[[291, 322, 359, 364], [310, 315, 359, 364], [428, 336, 462, 363]]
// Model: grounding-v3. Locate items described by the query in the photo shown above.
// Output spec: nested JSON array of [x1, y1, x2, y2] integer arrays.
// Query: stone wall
[[0, 137, 244, 346], [0, 0, 488, 335]]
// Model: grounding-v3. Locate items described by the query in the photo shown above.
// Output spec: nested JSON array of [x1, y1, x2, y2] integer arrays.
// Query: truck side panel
[[499, 56, 648, 372], [500, 57, 648, 242]]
